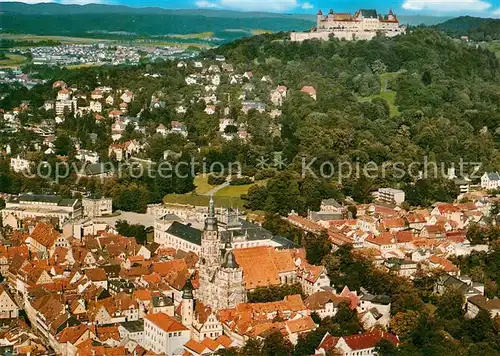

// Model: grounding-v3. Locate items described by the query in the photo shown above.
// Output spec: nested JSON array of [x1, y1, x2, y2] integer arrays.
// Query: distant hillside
[[0, 2, 311, 18], [0, 2, 317, 44], [433, 16, 500, 41], [0, 2, 453, 44]]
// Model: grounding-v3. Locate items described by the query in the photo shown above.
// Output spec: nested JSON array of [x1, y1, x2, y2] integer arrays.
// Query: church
[[194, 198, 331, 310], [197, 198, 246, 310]]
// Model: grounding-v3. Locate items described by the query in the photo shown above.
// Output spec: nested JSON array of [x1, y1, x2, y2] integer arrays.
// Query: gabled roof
[[467, 295, 500, 311], [85, 268, 107, 282], [428, 255, 458, 273], [144, 312, 188, 332], [285, 316, 316, 333], [57, 324, 92, 344], [343, 329, 399, 350], [358, 9, 378, 18], [486, 172, 500, 181], [30, 222, 61, 248], [166, 222, 202, 245], [304, 291, 350, 310], [232, 246, 293, 290]]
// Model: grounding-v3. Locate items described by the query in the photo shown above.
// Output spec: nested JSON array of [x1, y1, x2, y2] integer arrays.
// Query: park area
[[163, 174, 267, 209]]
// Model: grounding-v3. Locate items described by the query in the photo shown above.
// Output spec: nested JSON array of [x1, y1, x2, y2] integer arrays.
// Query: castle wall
[[291, 31, 384, 42]]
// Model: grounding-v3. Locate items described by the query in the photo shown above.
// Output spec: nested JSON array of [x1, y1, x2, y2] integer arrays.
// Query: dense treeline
[[115, 220, 149, 245], [216, 29, 500, 210], [433, 16, 500, 41], [0, 39, 61, 49]]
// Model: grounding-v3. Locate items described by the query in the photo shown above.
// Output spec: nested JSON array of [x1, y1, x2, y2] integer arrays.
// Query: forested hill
[[207, 29, 500, 179], [0, 2, 311, 18], [433, 16, 500, 41], [0, 2, 314, 44]]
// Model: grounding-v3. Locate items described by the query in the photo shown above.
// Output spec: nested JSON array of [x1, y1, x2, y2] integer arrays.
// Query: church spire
[[209, 194, 215, 217], [182, 277, 194, 300], [205, 195, 218, 231]]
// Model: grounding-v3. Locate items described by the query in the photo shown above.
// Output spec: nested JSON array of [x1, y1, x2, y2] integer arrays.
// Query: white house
[[89, 101, 102, 113], [376, 188, 405, 205], [105, 95, 114, 106], [0, 285, 19, 319], [91, 90, 103, 100], [176, 106, 187, 114], [156, 124, 168, 136], [270, 85, 287, 106], [75, 150, 99, 164], [143, 313, 190, 356], [10, 155, 32, 173], [121, 91, 134, 103], [57, 89, 71, 101], [357, 289, 391, 329], [481, 172, 500, 190], [82, 197, 112, 218], [204, 105, 216, 115]]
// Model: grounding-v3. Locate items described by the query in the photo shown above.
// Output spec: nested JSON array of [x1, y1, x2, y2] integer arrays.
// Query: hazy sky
[[5, 0, 500, 17]]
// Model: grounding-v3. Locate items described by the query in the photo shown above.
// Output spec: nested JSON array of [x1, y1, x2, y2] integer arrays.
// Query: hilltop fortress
[[291, 9, 407, 42]]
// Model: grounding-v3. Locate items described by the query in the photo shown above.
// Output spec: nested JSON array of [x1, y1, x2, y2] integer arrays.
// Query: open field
[[0, 33, 113, 44], [164, 179, 267, 209], [215, 185, 252, 197], [163, 194, 245, 209], [136, 40, 211, 48], [193, 175, 217, 195], [0, 54, 27, 68], [65, 63, 103, 69], [215, 179, 267, 197], [251, 29, 274, 35], [170, 32, 214, 39], [0, 33, 210, 49]]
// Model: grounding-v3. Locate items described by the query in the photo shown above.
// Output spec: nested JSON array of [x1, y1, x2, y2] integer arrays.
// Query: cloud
[[493, 8, 500, 16], [195, 0, 219, 8], [301, 2, 314, 9], [402, 0, 492, 12], [219, 0, 298, 12]]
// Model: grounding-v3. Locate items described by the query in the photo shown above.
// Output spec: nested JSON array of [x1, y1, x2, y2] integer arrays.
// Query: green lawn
[[360, 90, 399, 117], [359, 71, 401, 117], [215, 184, 252, 197], [251, 29, 274, 35], [214, 179, 267, 197], [0, 54, 27, 68], [0, 34, 112, 44], [163, 179, 268, 209], [194, 174, 217, 195], [170, 32, 214, 39], [164, 193, 245, 209]]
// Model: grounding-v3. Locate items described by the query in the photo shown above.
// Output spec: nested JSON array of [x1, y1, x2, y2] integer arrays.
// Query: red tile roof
[[144, 312, 188, 333], [343, 330, 399, 350], [30, 222, 60, 248]]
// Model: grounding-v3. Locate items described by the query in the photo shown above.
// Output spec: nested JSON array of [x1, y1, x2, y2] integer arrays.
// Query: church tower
[[215, 240, 246, 309], [197, 196, 222, 307], [181, 277, 194, 328]]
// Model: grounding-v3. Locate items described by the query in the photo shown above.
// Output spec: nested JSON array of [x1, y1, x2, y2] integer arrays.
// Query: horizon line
[[0, 1, 458, 18]]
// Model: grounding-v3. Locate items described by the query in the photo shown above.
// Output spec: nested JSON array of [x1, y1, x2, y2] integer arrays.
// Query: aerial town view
[[1, 0, 500, 355]]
